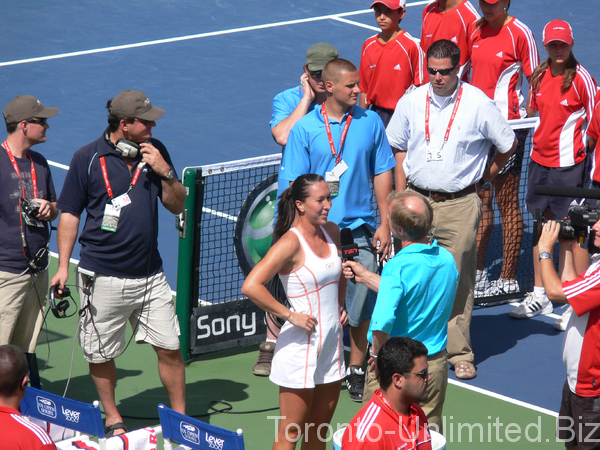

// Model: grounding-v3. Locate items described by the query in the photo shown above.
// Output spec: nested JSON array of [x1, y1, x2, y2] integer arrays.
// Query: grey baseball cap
[[109, 89, 165, 121], [3, 95, 58, 124], [306, 43, 339, 71]]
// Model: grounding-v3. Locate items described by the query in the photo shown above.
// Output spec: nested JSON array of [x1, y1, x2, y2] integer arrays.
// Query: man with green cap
[[0, 95, 59, 389]]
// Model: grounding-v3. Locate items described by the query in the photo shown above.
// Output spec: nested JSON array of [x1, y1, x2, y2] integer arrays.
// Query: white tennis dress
[[269, 227, 346, 389]]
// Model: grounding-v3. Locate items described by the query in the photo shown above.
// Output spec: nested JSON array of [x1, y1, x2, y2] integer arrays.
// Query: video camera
[[532, 185, 600, 250]]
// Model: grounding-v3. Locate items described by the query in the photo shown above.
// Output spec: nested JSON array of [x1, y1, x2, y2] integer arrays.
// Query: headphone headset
[[104, 128, 142, 158], [49, 284, 71, 319], [115, 139, 141, 158]]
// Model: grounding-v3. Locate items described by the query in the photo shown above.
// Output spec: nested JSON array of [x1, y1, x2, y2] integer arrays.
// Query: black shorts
[[558, 380, 600, 449], [526, 159, 587, 219]]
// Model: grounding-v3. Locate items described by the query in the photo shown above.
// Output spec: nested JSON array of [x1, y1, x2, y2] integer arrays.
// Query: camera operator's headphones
[[49, 284, 71, 319], [104, 129, 142, 158]]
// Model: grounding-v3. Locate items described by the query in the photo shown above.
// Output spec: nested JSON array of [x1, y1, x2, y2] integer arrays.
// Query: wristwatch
[[539, 252, 553, 261], [160, 169, 175, 181]]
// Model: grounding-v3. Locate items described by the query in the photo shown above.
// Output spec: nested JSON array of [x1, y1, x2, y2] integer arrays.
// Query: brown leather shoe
[[252, 342, 275, 376], [454, 360, 477, 380]]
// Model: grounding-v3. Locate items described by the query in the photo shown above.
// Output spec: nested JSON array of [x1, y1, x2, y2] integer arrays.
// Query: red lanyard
[[3, 141, 37, 199], [100, 156, 143, 199], [425, 85, 464, 146], [376, 390, 417, 442], [321, 104, 353, 164]]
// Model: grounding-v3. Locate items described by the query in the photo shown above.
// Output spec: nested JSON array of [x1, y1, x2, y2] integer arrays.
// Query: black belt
[[408, 183, 478, 202]]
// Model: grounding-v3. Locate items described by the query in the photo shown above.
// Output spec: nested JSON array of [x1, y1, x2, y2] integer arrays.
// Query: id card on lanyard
[[99, 157, 143, 232], [322, 104, 352, 198], [425, 85, 463, 162]]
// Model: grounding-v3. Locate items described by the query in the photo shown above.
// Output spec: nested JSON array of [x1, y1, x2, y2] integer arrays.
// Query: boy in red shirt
[[359, 0, 425, 127]]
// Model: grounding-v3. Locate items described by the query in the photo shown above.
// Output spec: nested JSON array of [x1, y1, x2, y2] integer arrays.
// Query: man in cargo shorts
[[50, 89, 187, 437]]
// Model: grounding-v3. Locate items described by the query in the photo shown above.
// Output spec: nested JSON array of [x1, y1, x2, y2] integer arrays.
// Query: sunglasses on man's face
[[309, 70, 323, 78], [404, 368, 428, 381], [26, 118, 48, 125], [427, 67, 455, 76]]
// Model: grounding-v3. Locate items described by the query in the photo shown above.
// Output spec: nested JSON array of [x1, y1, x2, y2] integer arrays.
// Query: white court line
[[202, 207, 237, 222], [332, 17, 380, 32], [448, 378, 558, 417], [48, 160, 70, 171], [0, 1, 430, 68]]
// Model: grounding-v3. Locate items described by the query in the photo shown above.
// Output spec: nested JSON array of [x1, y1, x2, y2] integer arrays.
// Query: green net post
[[176, 168, 203, 363]]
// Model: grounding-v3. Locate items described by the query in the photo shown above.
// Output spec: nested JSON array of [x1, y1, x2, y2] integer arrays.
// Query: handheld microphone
[[341, 228, 359, 260], [341, 228, 359, 284]]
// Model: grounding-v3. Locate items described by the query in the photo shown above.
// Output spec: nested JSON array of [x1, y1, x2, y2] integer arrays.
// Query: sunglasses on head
[[26, 118, 48, 125], [309, 70, 323, 78], [427, 67, 455, 76], [135, 118, 153, 126], [405, 368, 428, 381]]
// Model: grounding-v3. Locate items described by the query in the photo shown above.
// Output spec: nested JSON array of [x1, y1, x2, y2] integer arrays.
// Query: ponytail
[[274, 187, 296, 239], [273, 173, 326, 239]]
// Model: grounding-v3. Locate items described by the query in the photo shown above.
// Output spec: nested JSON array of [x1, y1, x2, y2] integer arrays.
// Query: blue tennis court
[[4, 1, 600, 445]]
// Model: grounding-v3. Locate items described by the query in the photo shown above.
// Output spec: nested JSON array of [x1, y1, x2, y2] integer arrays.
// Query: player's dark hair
[[531, 52, 579, 94], [274, 174, 325, 239], [427, 39, 461, 68], [378, 337, 428, 390], [0, 345, 29, 397], [475, 0, 511, 28], [5, 122, 18, 134]]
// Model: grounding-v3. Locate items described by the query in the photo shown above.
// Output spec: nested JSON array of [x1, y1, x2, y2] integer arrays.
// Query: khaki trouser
[[363, 350, 448, 432], [0, 270, 48, 353], [429, 193, 482, 366]]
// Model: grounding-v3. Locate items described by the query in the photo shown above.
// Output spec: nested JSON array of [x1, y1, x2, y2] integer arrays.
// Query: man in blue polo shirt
[[280, 58, 395, 402], [343, 190, 458, 431], [50, 90, 187, 437]]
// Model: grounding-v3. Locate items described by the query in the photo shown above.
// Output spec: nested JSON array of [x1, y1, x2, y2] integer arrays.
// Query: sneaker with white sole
[[510, 292, 553, 319], [345, 365, 365, 402], [481, 278, 520, 297], [553, 305, 573, 331], [475, 269, 489, 293]]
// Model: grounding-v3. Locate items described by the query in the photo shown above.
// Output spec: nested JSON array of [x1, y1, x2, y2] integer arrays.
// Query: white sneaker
[[553, 306, 573, 331], [475, 269, 489, 293], [481, 278, 520, 297], [510, 292, 553, 319]]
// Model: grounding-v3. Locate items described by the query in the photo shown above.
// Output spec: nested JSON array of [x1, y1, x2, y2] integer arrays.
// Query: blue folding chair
[[158, 404, 245, 450], [20, 386, 107, 449]]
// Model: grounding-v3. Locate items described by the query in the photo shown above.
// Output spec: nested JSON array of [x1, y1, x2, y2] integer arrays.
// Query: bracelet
[[539, 252, 553, 261]]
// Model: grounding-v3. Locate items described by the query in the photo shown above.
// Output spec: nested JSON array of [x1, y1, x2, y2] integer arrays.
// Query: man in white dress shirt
[[386, 39, 517, 380]]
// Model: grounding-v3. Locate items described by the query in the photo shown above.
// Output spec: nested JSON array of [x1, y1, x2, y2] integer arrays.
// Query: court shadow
[[471, 308, 560, 365], [116, 378, 251, 430], [39, 368, 144, 404]]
